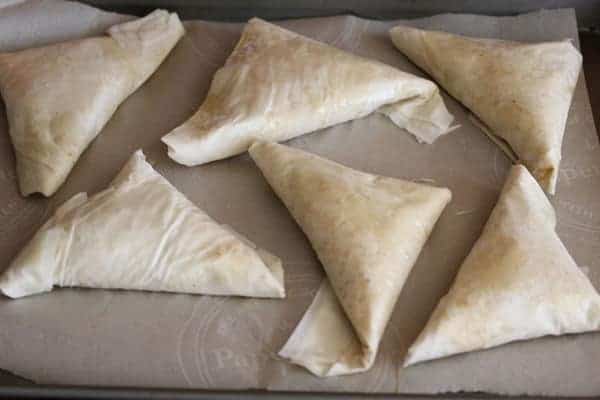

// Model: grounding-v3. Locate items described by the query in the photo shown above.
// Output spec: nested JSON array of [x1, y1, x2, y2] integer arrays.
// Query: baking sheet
[[1, 0, 599, 396]]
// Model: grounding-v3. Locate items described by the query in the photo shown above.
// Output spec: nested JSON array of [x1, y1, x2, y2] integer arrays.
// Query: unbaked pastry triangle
[[162, 18, 454, 167], [389, 25, 582, 194], [0, 10, 184, 196], [249, 140, 451, 376], [0, 150, 285, 299], [404, 165, 600, 366]]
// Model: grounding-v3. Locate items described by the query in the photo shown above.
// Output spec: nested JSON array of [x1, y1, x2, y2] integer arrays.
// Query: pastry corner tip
[[247, 139, 271, 155], [161, 131, 198, 167], [389, 24, 419, 37], [17, 176, 55, 198], [248, 16, 266, 24]]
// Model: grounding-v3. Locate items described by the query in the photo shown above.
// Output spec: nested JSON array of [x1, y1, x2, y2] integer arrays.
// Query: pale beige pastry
[[389, 26, 582, 194], [404, 165, 600, 366], [0, 10, 184, 197], [249, 140, 451, 376], [162, 18, 454, 167], [0, 150, 284, 299]]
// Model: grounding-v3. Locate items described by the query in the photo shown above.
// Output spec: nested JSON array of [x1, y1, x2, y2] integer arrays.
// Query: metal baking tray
[[1, 0, 599, 398]]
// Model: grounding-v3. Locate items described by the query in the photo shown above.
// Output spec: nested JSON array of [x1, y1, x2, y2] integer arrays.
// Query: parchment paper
[[1, 1, 599, 396]]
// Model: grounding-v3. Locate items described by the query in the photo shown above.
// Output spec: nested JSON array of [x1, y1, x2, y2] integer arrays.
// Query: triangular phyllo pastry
[[0, 150, 285, 299], [162, 18, 454, 167], [0, 10, 184, 197], [389, 26, 582, 194], [249, 141, 451, 376], [404, 165, 600, 367]]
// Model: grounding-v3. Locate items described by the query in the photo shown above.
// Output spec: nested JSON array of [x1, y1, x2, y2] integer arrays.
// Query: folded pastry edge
[[378, 83, 456, 144]]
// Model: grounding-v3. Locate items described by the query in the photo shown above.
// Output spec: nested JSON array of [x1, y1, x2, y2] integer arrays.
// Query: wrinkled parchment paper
[[0, 1, 599, 396]]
